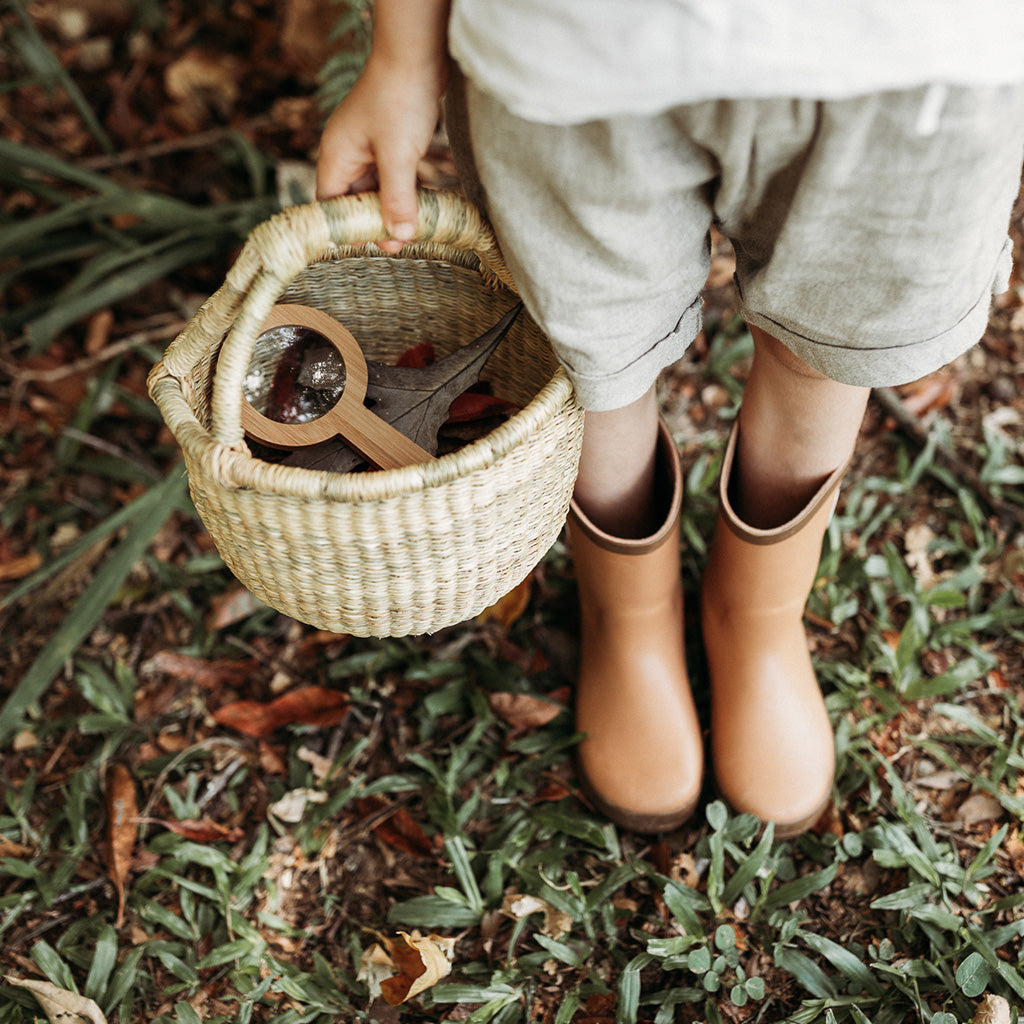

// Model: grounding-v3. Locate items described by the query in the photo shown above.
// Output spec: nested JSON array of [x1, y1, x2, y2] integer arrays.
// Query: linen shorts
[[447, 77, 1024, 411]]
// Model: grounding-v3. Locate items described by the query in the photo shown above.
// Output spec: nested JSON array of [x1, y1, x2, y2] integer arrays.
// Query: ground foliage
[[2, 2, 1024, 1022]]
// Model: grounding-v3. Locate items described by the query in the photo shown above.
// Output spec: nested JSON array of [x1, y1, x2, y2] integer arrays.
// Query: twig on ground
[[1, 319, 183, 385], [77, 119, 275, 171], [872, 385, 1024, 526]]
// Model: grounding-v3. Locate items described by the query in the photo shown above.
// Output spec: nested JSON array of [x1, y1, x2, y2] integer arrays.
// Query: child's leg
[[573, 386, 661, 538], [451, 82, 714, 832], [735, 326, 869, 529]]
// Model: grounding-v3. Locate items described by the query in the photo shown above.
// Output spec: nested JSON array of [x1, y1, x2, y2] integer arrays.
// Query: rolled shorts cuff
[[741, 238, 1014, 388], [562, 299, 702, 411]]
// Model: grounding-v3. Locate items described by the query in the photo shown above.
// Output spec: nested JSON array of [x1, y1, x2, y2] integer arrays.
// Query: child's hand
[[316, 48, 448, 254]]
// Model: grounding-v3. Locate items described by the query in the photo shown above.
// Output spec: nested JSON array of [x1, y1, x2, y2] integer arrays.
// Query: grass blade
[[0, 467, 188, 746]]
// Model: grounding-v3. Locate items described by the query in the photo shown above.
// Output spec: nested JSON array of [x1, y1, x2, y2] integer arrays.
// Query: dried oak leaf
[[106, 762, 137, 928], [380, 931, 454, 1005], [4, 977, 107, 1024], [213, 686, 350, 737]]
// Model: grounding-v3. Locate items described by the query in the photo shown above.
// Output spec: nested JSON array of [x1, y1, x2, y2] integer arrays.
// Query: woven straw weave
[[148, 190, 585, 636]]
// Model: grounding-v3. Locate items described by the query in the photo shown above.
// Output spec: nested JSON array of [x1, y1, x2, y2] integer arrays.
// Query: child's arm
[[316, 0, 451, 253]]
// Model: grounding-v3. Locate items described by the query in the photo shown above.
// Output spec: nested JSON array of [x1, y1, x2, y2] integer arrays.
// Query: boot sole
[[769, 788, 832, 840], [712, 776, 832, 840]]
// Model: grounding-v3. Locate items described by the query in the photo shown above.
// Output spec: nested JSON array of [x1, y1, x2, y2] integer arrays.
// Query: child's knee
[[750, 324, 833, 382]]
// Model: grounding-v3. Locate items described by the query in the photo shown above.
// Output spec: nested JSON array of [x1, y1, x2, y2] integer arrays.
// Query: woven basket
[[148, 190, 584, 637]]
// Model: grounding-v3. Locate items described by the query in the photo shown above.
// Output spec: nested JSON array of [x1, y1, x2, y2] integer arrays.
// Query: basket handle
[[210, 189, 516, 449]]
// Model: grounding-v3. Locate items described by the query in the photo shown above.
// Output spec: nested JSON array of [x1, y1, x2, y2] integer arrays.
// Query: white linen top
[[449, 0, 1024, 124]]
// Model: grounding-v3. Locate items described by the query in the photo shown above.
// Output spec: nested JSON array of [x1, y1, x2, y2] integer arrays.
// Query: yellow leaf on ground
[[4, 977, 107, 1024], [476, 577, 532, 628], [380, 931, 453, 1005]]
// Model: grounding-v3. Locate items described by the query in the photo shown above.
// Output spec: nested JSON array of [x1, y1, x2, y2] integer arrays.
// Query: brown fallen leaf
[[84, 308, 115, 355], [0, 550, 42, 582], [213, 686, 350, 737], [143, 651, 258, 689], [0, 837, 33, 857], [164, 48, 241, 127], [380, 931, 454, 1005], [356, 797, 437, 858], [208, 587, 268, 630], [106, 763, 138, 927], [897, 372, 957, 418], [488, 689, 567, 732], [4, 977, 107, 1024], [143, 818, 245, 843], [532, 779, 573, 804]]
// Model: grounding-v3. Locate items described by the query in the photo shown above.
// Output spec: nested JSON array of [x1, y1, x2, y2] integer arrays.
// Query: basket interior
[[188, 254, 558, 435]]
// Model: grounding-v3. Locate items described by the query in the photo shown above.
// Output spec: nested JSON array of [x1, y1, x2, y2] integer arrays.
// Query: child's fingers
[[375, 143, 422, 246], [315, 148, 367, 201]]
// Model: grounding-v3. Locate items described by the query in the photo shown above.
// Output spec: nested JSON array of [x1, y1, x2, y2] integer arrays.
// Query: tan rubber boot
[[568, 422, 703, 833], [701, 423, 845, 838]]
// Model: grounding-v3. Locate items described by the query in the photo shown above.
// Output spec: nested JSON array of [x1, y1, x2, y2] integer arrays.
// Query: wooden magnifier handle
[[240, 305, 432, 470]]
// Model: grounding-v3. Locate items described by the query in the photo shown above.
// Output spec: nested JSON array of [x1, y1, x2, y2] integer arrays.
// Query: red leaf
[[212, 686, 350, 737], [445, 391, 517, 423], [396, 342, 435, 368], [532, 780, 572, 803], [356, 797, 437, 858]]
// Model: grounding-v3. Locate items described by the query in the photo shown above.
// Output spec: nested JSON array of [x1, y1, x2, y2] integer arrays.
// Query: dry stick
[[77, 119, 275, 171], [872, 385, 1024, 526], [1, 321, 184, 434], [1, 319, 184, 385]]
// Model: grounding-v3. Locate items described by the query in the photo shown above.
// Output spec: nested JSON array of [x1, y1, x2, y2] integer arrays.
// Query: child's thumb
[[377, 161, 420, 243]]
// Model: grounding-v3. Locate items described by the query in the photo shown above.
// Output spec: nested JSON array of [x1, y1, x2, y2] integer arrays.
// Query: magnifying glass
[[240, 305, 432, 471]]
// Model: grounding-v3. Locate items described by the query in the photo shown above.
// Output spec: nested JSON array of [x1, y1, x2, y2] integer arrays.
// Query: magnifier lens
[[243, 325, 348, 424]]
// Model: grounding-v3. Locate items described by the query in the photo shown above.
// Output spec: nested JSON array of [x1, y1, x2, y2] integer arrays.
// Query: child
[[316, 0, 1024, 836]]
